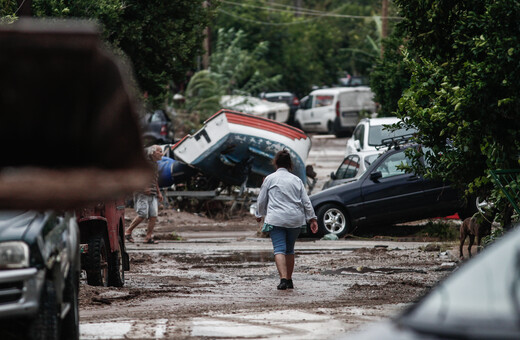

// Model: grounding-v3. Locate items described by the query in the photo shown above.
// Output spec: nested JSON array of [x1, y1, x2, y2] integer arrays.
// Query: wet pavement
[[78, 135, 460, 339], [79, 233, 456, 339]]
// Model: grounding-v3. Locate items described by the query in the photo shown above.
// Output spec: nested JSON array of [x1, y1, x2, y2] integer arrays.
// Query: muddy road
[[78, 135, 462, 339]]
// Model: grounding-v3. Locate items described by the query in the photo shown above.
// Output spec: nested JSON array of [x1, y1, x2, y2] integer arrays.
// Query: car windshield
[[399, 225, 520, 338], [367, 125, 415, 146]]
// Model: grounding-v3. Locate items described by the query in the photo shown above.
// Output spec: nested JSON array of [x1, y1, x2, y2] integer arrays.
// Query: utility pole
[[294, 0, 302, 17], [381, 0, 388, 57], [17, 0, 32, 17], [202, 1, 211, 70]]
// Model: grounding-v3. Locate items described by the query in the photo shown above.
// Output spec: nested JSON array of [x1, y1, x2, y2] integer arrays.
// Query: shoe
[[143, 238, 158, 244], [277, 278, 288, 290], [124, 234, 134, 243], [287, 279, 294, 289]]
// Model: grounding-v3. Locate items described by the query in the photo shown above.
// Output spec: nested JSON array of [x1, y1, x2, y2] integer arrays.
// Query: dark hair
[[273, 149, 292, 170]]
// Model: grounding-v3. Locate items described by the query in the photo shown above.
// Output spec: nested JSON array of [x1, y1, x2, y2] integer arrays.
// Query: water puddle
[[322, 266, 427, 275], [173, 251, 274, 264]]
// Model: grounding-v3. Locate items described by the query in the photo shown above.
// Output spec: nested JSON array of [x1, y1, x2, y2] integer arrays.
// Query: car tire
[[327, 121, 336, 135], [108, 233, 125, 287], [86, 232, 109, 286], [316, 204, 350, 238], [61, 270, 80, 340], [28, 280, 59, 340]]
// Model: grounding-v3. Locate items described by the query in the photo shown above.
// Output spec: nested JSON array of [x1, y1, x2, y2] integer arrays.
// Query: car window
[[368, 124, 416, 146], [336, 155, 360, 179], [375, 151, 411, 178], [301, 96, 312, 109], [314, 95, 333, 108], [356, 125, 365, 149], [364, 153, 380, 167]]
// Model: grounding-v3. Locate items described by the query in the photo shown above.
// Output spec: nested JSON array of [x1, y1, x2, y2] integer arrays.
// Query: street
[[78, 135, 458, 339]]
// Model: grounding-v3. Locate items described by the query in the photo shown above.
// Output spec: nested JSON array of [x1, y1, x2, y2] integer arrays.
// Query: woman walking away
[[255, 150, 318, 290]]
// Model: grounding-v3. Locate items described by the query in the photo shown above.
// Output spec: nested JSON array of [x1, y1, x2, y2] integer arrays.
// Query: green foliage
[[386, 0, 520, 207], [185, 28, 282, 124], [31, 0, 215, 108], [214, 0, 393, 97], [370, 33, 410, 116]]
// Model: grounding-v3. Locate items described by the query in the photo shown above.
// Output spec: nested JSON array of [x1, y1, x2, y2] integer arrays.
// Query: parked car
[[309, 145, 476, 237], [0, 210, 80, 339], [259, 91, 300, 126], [140, 109, 175, 146], [322, 150, 383, 190], [220, 95, 290, 123], [294, 87, 376, 137], [342, 222, 520, 340], [345, 117, 416, 156]]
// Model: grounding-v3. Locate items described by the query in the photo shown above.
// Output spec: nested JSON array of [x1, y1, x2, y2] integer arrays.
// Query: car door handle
[[407, 176, 420, 181]]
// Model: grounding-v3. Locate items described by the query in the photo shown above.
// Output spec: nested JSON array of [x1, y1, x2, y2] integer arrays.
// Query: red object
[[335, 101, 340, 117], [292, 96, 300, 106]]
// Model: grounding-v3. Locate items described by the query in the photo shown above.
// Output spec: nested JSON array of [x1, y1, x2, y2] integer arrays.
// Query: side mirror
[[330, 172, 336, 180], [370, 171, 382, 182], [354, 140, 361, 151]]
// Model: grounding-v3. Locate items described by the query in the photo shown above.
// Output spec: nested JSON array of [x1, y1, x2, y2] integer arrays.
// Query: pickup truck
[[0, 210, 80, 340]]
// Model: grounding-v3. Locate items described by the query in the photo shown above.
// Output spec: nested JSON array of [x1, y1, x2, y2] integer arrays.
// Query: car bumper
[[0, 268, 45, 318]]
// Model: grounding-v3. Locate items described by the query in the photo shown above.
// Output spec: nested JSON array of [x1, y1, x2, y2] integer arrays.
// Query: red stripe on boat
[[206, 109, 308, 140]]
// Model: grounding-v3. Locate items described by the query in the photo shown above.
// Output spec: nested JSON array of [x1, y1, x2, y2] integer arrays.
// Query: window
[[376, 151, 411, 178], [353, 125, 365, 149], [336, 155, 360, 179], [314, 95, 333, 108]]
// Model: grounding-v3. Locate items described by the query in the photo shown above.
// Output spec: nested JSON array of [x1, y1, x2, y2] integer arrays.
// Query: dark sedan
[[309, 145, 476, 237]]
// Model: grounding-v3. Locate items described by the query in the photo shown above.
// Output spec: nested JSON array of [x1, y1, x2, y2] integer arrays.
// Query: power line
[[217, 8, 319, 26], [220, 0, 402, 20]]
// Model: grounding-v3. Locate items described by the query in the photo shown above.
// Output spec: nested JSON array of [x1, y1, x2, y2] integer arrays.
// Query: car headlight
[[0, 242, 29, 269]]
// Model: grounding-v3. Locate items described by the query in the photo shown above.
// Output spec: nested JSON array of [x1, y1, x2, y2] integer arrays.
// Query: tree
[[214, 0, 390, 97], [390, 0, 520, 218], [185, 27, 282, 124], [31, 0, 215, 108]]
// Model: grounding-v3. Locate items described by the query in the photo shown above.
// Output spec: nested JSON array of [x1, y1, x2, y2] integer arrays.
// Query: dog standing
[[459, 215, 492, 259]]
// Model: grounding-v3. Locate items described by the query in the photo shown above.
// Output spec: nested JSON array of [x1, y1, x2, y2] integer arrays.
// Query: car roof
[[309, 86, 371, 95], [262, 92, 293, 97], [361, 117, 401, 126]]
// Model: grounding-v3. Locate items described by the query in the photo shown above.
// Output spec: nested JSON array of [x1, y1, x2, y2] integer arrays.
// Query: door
[[359, 150, 426, 224]]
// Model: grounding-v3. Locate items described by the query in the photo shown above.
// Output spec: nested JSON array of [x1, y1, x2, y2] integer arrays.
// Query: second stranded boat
[[171, 109, 311, 188]]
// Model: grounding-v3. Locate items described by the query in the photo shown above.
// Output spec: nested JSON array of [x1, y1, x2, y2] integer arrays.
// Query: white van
[[294, 87, 376, 136]]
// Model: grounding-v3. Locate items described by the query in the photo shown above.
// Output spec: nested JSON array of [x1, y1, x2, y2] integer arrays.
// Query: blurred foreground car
[[345, 117, 416, 156], [140, 109, 175, 146], [309, 144, 476, 237], [341, 223, 520, 340], [259, 91, 300, 126], [0, 211, 80, 340], [322, 150, 382, 190]]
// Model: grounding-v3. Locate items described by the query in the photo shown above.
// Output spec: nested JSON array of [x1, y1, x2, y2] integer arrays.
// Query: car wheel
[[86, 232, 109, 286], [61, 270, 80, 340], [316, 204, 350, 238], [327, 121, 335, 135], [28, 280, 59, 340], [108, 233, 125, 287]]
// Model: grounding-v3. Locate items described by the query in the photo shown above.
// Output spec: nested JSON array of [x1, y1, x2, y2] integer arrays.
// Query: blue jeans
[[270, 226, 301, 255]]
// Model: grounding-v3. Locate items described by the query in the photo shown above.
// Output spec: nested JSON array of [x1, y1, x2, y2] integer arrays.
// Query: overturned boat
[[171, 109, 311, 188]]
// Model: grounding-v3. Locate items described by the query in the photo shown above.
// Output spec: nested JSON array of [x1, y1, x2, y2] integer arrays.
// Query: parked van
[[294, 87, 377, 136]]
